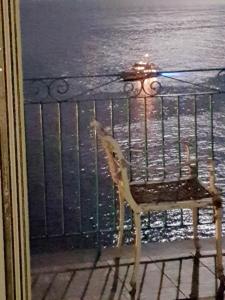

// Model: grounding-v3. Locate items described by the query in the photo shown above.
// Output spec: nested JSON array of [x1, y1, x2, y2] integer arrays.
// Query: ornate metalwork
[[23, 67, 225, 103], [24, 77, 123, 102], [217, 69, 225, 83], [30, 79, 49, 99], [24, 74, 162, 103], [123, 78, 161, 97], [48, 78, 70, 100], [24, 77, 73, 102]]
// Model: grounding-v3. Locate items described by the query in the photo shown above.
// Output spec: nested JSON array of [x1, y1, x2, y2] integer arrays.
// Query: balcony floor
[[31, 238, 225, 300]]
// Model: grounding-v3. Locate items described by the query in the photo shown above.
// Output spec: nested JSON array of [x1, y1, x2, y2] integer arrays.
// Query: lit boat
[[121, 61, 158, 81]]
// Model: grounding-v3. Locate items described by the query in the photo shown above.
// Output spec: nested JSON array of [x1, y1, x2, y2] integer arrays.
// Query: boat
[[120, 61, 158, 81]]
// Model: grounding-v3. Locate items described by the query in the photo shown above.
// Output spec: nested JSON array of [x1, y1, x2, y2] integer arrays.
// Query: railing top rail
[[23, 66, 225, 81]]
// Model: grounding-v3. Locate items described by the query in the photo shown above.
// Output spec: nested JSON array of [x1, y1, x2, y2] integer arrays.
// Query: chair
[[91, 120, 224, 295]]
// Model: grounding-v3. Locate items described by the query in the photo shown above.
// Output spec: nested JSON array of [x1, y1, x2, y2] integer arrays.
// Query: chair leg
[[130, 212, 141, 295], [117, 196, 125, 252], [215, 205, 224, 279], [192, 207, 200, 252]]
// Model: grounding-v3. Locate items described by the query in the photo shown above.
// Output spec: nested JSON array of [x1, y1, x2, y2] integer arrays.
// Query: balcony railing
[[23, 74, 225, 252]]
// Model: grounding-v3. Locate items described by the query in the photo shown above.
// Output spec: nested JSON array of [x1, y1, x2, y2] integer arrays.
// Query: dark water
[[21, 0, 225, 249], [21, 0, 225, 79]]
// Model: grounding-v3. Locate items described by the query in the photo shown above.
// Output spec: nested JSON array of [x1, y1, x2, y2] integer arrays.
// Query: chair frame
[[91, 120, 224, 294]]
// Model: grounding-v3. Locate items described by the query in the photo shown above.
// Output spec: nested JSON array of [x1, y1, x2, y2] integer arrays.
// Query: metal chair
[[91, 120, 224, 295]]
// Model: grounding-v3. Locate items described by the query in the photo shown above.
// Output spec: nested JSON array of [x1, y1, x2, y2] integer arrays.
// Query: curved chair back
[[91, 120, 143, 211], [91, 120, 129, 185], [91, 121, 142, 209]]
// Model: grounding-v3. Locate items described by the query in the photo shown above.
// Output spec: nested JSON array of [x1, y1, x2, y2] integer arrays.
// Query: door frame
[[0, 0, 31, 299]]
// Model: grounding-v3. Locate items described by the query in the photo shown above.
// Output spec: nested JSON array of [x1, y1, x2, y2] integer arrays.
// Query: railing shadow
[[32, 253, 223, 300], [176, 251, 200, 300]]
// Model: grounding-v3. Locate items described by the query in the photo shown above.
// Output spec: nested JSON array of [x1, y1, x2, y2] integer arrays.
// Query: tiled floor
[[31, 238, 225, 300]]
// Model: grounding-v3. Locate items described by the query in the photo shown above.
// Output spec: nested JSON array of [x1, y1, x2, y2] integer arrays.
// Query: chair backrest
[[91, 120, 130, 187], [91, 120, 142, 211]]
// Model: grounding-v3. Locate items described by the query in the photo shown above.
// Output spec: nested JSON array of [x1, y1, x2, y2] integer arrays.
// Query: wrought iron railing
[[23, 74, 225, 252]]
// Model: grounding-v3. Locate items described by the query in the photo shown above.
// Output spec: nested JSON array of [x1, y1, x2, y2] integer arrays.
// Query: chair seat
[[130, 177, 214, 205]]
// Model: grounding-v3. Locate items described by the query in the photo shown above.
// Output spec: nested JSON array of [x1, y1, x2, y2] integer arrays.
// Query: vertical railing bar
[[177, 96, 182, 178], [194, 95, 198, 176], [110, 99, 115, 137], [177, 96, 183, 226], [110, 99, 117, 231], [193, 95, 200, 226], [127, 97, 134, 231], [75, 101, 82, 233], [144, 97, 149, 181], [209, 94, 214, 161], [161, 96, 167, 227], [93, 100, 100, 247], [127, 97, 132, 181], [161, 96, 166, 179], [209, 95, 215, 229], [40, 103, 48, 237], [58, 102, 65, 235], [144, 97, 151, 229]]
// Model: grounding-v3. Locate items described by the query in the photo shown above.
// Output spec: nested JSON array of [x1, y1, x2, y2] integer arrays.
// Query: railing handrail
[[23, 69, 225, 105], [23, 66, 225, 81]]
